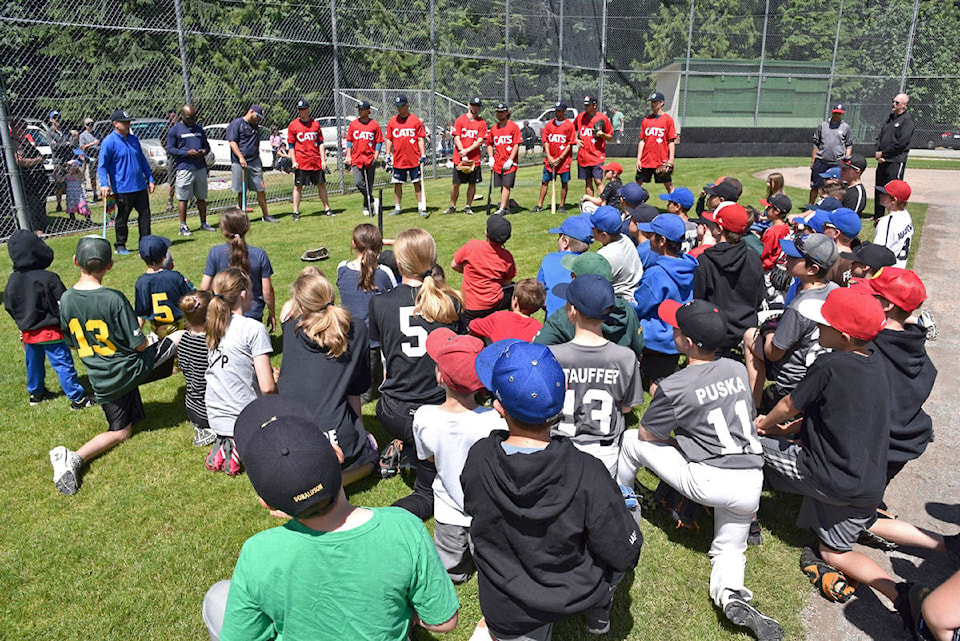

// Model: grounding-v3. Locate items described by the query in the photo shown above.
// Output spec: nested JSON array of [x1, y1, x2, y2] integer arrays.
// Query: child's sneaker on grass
[[49, 446, 83, 495], [205, 437, 227, 472], [193, 425, 216, 447], [722, 593, 783, 641], [29, 389, 57, 406], [70, 396, 96, 410], [584, 605, 611, 635], [222, 437, 241, 476]]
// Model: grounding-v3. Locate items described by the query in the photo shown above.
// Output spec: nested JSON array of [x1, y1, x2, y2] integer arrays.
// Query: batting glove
[[488, 158, 495, 169], [503, 159, 513, 171], [419, 155, 426, 165]]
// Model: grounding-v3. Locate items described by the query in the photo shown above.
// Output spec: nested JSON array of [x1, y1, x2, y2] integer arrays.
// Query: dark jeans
[[874, 160, 906, 218], [114, 189, 152, 250]]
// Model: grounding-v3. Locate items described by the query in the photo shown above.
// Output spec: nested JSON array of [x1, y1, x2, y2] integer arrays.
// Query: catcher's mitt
[[800, 546, 859, 603], [653, 479, 711, 530], [655, 161, 673, 175], [456, 160, 476, 174], [769, 266, 792, 292], [378, 439, 404, 479]]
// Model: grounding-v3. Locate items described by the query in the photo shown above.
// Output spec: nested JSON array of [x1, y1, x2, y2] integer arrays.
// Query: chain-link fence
[[2, 0, 958, 240]]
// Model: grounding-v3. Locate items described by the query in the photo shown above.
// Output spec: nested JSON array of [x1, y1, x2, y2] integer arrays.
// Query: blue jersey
[[166, 122, 211, 172], [134, 270, 194, 322], [203, 244, 274, 321]]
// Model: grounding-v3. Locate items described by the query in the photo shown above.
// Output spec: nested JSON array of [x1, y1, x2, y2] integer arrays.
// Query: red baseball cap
[[796, 288, 886, 341], [602, 161, 623, 174], [703, 201, 750, 233], [851, 266, 927, 313], [425, 328, 484, 394], [877, 179, 911, 203]]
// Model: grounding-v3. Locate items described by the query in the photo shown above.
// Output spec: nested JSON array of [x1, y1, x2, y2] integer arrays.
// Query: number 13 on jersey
[[67, 318, 118, 357]]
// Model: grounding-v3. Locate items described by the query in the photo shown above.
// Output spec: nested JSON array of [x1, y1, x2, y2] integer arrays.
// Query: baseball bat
[[486, 166, 494, 216], [377, 187, 384, 238], [241, 165, 247, 212], [550, 168, 557, 215], [418, 162, 427, 212], [102, 193, 108, 239]]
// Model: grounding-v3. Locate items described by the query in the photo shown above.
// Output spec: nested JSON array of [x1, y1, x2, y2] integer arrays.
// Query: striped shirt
[[178, 332, 209, 427]]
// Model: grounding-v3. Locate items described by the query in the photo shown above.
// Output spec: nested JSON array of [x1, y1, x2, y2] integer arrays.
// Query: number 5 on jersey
[[398, 306, 428, 357], [151, 292, 175, 323]]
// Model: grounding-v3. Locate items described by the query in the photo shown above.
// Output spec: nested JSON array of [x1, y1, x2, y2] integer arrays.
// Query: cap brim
[[425, 327, 459, 362], [475, 339, 524, 391], [839, 251, 858, 261], [795, 297, 829, 326], [636, 222, 656, 233], [657, 299, 682, 329], [779, 238, 803, 258]]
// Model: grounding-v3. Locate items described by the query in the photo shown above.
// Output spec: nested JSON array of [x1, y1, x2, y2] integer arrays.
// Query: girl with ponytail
[[203, 267, 276, 475]]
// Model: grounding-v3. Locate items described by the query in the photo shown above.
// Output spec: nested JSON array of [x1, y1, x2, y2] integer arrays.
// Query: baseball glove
[[653, 479, 711, 530], [456, 160, 476, 174], [800, 546, 859, 603], [769, 266, 792, 292], [378, 439, 404, 479], [759, 313, 783, 337], [655, 162, 673, 175]]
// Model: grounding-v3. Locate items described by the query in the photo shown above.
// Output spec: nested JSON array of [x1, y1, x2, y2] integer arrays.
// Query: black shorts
[[295, 169, 326, 186], [640, 348, 680, 384], [452, 166, 482, 185], [635, 167, 673, 184], [578, 164, 603, 181], [376, 393, 424, 444], [102, 388, 146, 431], [493, 171, 516, 188]]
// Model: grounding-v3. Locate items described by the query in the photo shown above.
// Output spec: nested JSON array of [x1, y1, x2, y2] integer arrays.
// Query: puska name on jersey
[[351, 129, 376, 143], [392, 127, 418, 138], [493, 134, 515, 146], [563, 367, 620, 385], [295, 130, 319, 143], [694, 377, 748, 405], [546, 133, 570, 144]]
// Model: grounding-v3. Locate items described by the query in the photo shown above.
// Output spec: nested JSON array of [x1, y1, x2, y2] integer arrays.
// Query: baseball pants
[[618, 431, 763, 606]]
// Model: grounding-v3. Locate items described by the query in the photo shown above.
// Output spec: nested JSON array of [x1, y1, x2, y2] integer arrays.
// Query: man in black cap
[[636, 91, 677, 195], [445, 97, 488, 216], [227, 105, 277, 223], [202, 395, 460, 641], [809, 103, 852, 206], [345, 100, 384, 216], [840, 153, 868, 215]]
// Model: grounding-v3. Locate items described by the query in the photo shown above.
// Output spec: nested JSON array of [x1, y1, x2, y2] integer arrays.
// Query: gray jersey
[[771, 283, 836, 393], [642, 358, 762, 470], [813, 120, 853, 163], [549, 341, 644, 445], [205, 315, 274, 437]]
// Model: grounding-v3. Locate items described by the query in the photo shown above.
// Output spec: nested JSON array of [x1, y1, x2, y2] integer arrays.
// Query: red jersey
[[574, 111, 612, 166], [760, 223, 791, 271], [452, 113, 488, 164], [453, 239, 517, 311], [386, 113, 427, 169], [469, 310, 542, 343], [542, 119, 576, 173], [287, 118, 325, 171], [487, 120, 521, 173], [346, 118, 383, 168], [638, 113, 677, 168]]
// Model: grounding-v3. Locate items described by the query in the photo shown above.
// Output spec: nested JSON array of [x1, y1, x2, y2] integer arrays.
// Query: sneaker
[[115, 246, 130, 256], [205, 437, 226, 472], [262, 214, 279, 224], [223, 437, 241, 476], [463, 206, 475, 216], [389, 206, 402, 217], [584, 605, 611, 635], [493, 208, 508, 217], [557, 205, 567, 214], [722, 594, 784, 641], [748, 517, 763, 546], [893, 582, 918, 635], [620, 484, 642, 527], [858, 528, 898, 551], [907, 584, 932, 640], [50, 446, 82, 495], [193, 426, 216, 447], [199, 222, 216, 232], [29, 389, 56, 406], [292, 211, 300, 222], [944, 532, 960, 565], [362, 208, 371, 217], [301, 247, 330, 262], [419, 208, 429, 219], [70, 396, 96, 411], [442, 206, 456, 215], [532, 205, 544, 212], [324, 208, 334, 217], [179, 223, 192, 237], [918, 309, 938, 341]]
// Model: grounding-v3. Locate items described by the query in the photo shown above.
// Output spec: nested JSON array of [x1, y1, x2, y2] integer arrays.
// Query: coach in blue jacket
[[97, 109, 155, 255]]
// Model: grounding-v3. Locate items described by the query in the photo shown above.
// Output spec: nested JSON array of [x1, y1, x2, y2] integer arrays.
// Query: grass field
[[0, 156, 930, 641]]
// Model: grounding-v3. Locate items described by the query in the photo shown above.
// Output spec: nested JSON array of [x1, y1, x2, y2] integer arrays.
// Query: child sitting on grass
[[134, 235, 194, 338], [176, 290, 216, 447], [468, 278, 545, 343], [451, 214, 517, 324]]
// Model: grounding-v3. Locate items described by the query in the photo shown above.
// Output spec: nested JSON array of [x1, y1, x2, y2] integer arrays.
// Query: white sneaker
[[362, 208, 371, 217], [50, 446, 82, 495]]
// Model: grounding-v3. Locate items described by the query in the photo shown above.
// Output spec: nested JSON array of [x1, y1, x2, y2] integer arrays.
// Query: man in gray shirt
[[78, 118, 100, 201], [809, 103, 852, 205]]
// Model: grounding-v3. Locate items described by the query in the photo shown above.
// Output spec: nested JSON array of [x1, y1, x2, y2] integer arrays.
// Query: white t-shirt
[[874, 208, 913, 268], [412, 405, 506, 527], [205, 314, 273, 436], [598, 234, 644, 301]]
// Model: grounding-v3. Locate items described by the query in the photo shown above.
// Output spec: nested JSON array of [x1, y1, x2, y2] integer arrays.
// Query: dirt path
[[760, 167, 960, 640]]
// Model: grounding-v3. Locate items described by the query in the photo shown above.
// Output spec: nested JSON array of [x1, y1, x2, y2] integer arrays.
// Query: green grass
[[0, 156, 942, 641]]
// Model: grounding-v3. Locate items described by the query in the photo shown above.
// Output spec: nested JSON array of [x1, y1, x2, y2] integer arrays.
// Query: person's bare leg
[[394, 183, 403, 208], [921, 569, 960, 641], [809, 188, 818, 207], [76, 425, 133, 464], [197, 199, 208, 225], [449, 183, 460, 208], [560, 182, 569, 208], [292, 184, 303, 213], [413, 181, 423, 205], [743, 328, 766, 407], [257, 191, 268, 220], [869, 518, 947, 552], [317, 184, 330, 210], [820, 545, 898, 601], [499, 187, 511, 211], [178, 200, 188, 225], [584, 177, 594, 197], [665, 181, 674, 194], [537, 183, 548, 208], [465, 182, 477, 207]]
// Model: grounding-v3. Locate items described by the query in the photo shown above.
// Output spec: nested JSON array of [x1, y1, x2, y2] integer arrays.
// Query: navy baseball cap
[[638, 214, 687, 243], [357, 100, 371, 110], [548, 215, 593, 244], [138, 235, 172, 264], [250, 104, 265, 117], [818, 166, 841, 180], [814, 196, 841, 212], [394, 94, 408, 107], [659, 187, 694, 210], [590, 206, 623, 234], [110, 109, 132, 122], [760, 193, 792, 214], [618, 182, 649, 206], [475, 340, 566, 425], [296, 98, 310, 110], [832, 103, 845, 113], [495, 102, 509, 112], [649, 91, 666, 102], [554, 101, 568, 111], [469, 97, 482, 106], [553, 273, 615, 320], [659, 299, 726, 351]]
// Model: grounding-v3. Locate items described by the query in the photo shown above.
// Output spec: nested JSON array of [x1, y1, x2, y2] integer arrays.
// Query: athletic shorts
[[295, 168, 326, 186], [434, 521, 475, 584], [578, 164, 604, 181], [452, 166, 482, 185], [810, 159, 839, 189], [231, 159, 264, 193], [488, 623, 554, 641], [493, 171, 516, 188], [640, 348, 680, 384], [175, 168, 208, 201], [391, 166, 422, 183], [635, 167, 673, 184], [101, 336, 178, 430], [541, 168, 570, 183]]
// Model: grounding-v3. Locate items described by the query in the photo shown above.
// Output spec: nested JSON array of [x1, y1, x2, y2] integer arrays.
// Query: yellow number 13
[[68, 318, 118, 357]]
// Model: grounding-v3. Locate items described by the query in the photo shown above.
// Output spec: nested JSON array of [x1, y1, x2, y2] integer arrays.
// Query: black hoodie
[[693, 241, 764, 349], [461, 433, 642, 636], [871, 326, 937, 465], [3, 230, 67, 332]]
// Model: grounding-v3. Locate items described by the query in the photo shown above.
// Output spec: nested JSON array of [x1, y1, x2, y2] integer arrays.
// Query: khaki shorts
[[175, 168, 208, 201]]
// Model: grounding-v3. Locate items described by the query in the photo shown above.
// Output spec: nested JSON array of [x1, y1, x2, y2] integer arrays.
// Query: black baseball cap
[[760, 193, 793, 214], [650, 91, 666, 102], [234, 395, 342, 518], [495, 102, 509, 112], [704, 181, 740, 202], [840, 242, 897, 271], [583, 95, 597, 105], [110, 109, 132, 122], [357, 100, 371, 110], [75, 235, 112, 270], [487, 214, 512, 244], [841, 153, 867, 172], [469, 97, 482, 106], [138, 235, 171, 264], [394, 94, 408, 107], [659, 299, 726, 351], [296, 98, 310, 110]]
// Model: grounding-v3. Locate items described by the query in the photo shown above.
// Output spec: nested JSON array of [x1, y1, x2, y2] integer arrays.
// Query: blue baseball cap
[[807, 196, 842, 212], [658, 187, 694, 210], [590, 206, 623, 235], [638, 213, 687, 243], [552, 273, 615, 320], [138, 235, 172, 263], [818, 167, 842, 180], [617, 182, 649, 206], [548, 215, 593, 244], [805, 210, 832, 233], [824, 207, 861, 239], [475, 340, 566, 424]]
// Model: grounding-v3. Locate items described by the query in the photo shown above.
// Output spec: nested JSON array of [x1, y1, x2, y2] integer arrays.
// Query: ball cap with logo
[[841, 153, 867, 173], [426, 328, 484, 394], [296, 98, 310, 110], [650, 92, 666, 102], [583, 95, 598, 105], [394, 94, 409, 107], [760, 193, 793, 215], [469, 97, 483, 106], [474, 340, 566, 424], [658, 299, 726, 351], [552, 273, 615, 320], [357, 100, 371, 110], [234, 395, 342, 518], [851, 266, 927, 313], [877, 179, 911, 203], [796, 287, 886, 341], [250, 104, 265, 117], [75, 235, 112, 269], [832, 103, 845, 113], [110, 109, 132, 122]]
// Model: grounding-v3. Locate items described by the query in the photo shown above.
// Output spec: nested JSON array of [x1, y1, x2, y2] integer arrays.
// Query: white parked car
[[204, 123, 274, 169], [25, 125, 55, 174], [313, 116, 355, 150], [524, 107, 579, 139]]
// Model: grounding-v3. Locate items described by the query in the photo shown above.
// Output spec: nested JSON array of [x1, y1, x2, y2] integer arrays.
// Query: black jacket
[[876, 110, 914, 163], [461, 433, 642, 636], [693, 241, 765, 349], [3, 230, 67, 332], [871, 326, 937, 465]]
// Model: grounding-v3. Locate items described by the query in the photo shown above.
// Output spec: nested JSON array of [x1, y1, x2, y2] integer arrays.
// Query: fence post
[[0, 72, 31, 232], [825, 0, 845, 117], [753, 0, 770, 127], [172, 0, 192, 104], [329, 0, 345, 194], [430, 0, 438, 178], [680, 0, 695, 128], [504, 0, 510, 103], [557, 0, 564, 101], [599, 0, 607, 110], [900, 0, 920, 93]]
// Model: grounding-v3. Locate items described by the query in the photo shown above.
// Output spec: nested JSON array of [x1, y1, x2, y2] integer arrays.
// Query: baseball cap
[[659, 187, 695, 211], [75, 235, 112, 270], [702, 201, 749, 234], [554, 101, 568, 111], [583, 95, 597, 105], [296, 98, 310, 110], [110, 109, 132, 122], [618, 182, 649, 206], [250, 104, 265, 117], [552, 273, 615, 320], [779, 233, 838, 271], [475, 340, 566, 424], [818, 166, 842, 180], [234, 395, 342, 518], [487, 214, 512, 244], [804, 210, 832, 233], [705, 176, 743, 200], [760, 193, 793, 214], [138, 235, 172, 264], [49, 110, 61, 120], [877, 180, 911, 203], [426, 328, 484, 394], [658, 299, 726, 351], [841, 153, 867, 172], [704, 181, 740, 202], [638, 213, 687, 243], [495, 102, 509, 112], [840, 242, 896, 271], [650, 91, 666, 102], [851, 266, 927, 313], [548, 215, 594, 244], [394, 94, 408, 107], [469, 97, 483, 106], [83, 117, 94, 125], [590, 205, 623, 235], [560, 252, 612, 280], [824, 207, 861, 238], [796, 287, 886, 341], [832, 103, 845, 113], [602, 161, 623, 174], [816, 196, 842, 212], [627, 203, 660, 224], [357, 100, 371, 110]]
